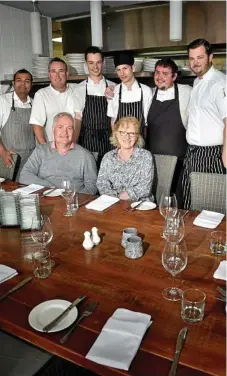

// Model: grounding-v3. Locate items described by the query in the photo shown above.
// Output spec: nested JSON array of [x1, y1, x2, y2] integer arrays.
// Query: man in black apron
[[75, 46, 115, 167], [107, 51, 152, 138], [0, 69, 35, 180], [147, 59, 192, 206]]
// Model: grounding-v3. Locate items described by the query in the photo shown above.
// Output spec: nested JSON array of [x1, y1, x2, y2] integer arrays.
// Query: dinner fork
[[60, 302, 98, 344]]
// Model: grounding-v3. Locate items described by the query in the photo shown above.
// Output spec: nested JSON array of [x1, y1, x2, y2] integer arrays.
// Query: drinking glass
[[33, 250, 51, 279], [163, 212, 185, 244], [31, 215, 54, 267], [162, 240, 188, 301], [61, 179, 76, 216], [159, 193, 178, 218], [181, 289, 206, 322]]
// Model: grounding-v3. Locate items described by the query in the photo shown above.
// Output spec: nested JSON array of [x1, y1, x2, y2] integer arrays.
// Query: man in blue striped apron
[[182, 39, 226, 209], [0, 69, 35, 180], [75, 46, 115, 167], [107, 51, 152, 137]]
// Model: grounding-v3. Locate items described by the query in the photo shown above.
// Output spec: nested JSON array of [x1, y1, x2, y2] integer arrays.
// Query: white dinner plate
[[28, 299, 78, 333], [43, 189, 64, 197], [0, 178, 5, 183], [131, 201, 157, 211]]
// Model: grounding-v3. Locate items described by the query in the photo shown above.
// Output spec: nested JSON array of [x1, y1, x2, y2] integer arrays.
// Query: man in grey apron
[[0, 69, 35, 180]]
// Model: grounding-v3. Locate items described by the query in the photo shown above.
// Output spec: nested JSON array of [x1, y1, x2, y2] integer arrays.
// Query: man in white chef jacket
[[182, 38, 226, 209], [107, 51, 152, 136], [30, 57, 78, 144]]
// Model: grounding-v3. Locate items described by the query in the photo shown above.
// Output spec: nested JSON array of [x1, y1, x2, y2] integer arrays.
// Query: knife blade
[[168, 327, 188, 376], [40, 188, 56, 198], [43, 295, 86, 333], [0, 276, 33, 303]]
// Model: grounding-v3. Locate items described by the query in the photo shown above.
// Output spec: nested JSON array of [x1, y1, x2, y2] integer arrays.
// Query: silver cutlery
[[60, 301, 98, 344], [216, 286, 226, 297], [40, 188, 56, 198], [216, 296, 226, 302], [78, 199, 91, 207], [168, 327, 188, 376], [124, 199, 146, 213], [43, 295, 86, 332], [0, 276, 33, 303]]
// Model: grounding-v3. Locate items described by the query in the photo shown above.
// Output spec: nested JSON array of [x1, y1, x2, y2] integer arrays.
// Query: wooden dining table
[[0, 181, 226, 376]]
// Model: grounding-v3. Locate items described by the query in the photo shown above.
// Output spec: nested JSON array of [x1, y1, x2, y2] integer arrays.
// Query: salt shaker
[[82, 231, 94, 250], [91, 227, 101, 245]]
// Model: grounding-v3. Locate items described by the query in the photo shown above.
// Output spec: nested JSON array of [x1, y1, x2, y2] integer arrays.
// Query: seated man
[[20, 112, 97, 194]]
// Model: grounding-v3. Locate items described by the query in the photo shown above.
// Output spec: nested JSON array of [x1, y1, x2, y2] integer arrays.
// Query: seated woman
[[97, 116, 154, 201]]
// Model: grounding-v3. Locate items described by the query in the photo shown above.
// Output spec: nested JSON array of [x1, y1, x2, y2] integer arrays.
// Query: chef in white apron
[[0, 69, 35, 180]]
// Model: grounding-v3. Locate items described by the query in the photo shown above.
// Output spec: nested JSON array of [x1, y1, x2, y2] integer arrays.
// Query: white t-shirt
[[29, 84, 78, 142], [75, 77, 115, 119], [107, 80, 153, 125], [186, 66, 226, 146], [153, 84, 192, 128], [0, 91, 32, 132]]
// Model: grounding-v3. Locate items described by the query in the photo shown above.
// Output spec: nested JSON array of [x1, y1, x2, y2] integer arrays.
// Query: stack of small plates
[[65, 53, 85, 75], [103, 57, 115, 74], [0, 192, 19, 226], [32, 56, 51, 78], [18, 194, 40, 231], [134, 59, 143, 73], [143, 58, 159, 72]]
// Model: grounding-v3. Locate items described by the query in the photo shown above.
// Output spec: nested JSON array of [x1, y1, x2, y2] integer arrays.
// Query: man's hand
[[119, 191, 129, 200], [1, 150, 15, 168], [105, 86, 115, 99]]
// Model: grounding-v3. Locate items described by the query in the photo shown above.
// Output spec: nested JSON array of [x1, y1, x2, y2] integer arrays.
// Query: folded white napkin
[[85, 195, 119, 212], [13, 184, 44, 195], [213, 261, 227, 281], [86, 308, 152, 370], [193, 210, 224, 229], [0, 264, 18, 284]]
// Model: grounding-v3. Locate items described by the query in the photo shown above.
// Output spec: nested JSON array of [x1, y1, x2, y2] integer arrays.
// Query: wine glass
[[159, 193, 178, 218], [61, 179, 76, 216], [163, 212, 185, 244], [162, 240, 188, 301], [31, 215, 54, 267]]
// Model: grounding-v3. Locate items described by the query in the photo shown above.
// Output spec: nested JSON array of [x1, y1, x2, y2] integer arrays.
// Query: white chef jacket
[[29, 84, 78, 142], [186, 66, 226, 146], [107, 80, 153, 125], [153, 84, 192, 128], [75, 76, 115, 119], [0, 91, 32, 133]]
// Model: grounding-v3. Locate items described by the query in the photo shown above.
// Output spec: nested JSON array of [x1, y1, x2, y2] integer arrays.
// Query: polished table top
[[0, 182, 226, 376]]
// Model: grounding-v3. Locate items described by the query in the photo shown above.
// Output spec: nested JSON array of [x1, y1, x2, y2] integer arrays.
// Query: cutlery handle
[[168, 351, 181, 376], [60, 314, 85, 344]]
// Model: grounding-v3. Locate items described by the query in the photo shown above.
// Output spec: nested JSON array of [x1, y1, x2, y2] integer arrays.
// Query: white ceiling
[[0, 1, 151, 18]]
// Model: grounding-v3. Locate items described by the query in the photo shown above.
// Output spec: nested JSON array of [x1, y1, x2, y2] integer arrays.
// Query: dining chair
[[190, 172, 226, 214], [0, 153, 19, 181], [153, 154, 178, 204]]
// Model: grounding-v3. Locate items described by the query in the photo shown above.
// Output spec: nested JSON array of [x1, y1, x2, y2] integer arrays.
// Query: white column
[[170, 0, 182, 41], [30, 11, 43, 55], [90, 0, 103, 48]]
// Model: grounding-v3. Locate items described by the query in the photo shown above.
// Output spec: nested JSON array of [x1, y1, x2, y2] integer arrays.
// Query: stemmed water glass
[[163, 212, 185, 244], [61, 179, 76, 216], [159, 193, 178, 218], [162, 240, 188, 301], [31, 215, 54, 267]]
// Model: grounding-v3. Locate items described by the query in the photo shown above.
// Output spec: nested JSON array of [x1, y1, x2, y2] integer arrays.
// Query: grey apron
[[1, 94, 35, 180]]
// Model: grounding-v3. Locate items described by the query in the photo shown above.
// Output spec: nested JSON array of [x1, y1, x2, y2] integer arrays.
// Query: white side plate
[[131, 201, 157, 211], [28, 299, 78, 332], [43, 189, 64, 197]]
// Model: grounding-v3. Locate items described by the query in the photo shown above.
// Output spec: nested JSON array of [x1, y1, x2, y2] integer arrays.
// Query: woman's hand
[[119, 191, 129, 200]]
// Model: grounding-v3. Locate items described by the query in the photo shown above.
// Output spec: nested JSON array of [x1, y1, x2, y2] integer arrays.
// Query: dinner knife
[[0, 276, 33, 303], [168, 327, 188, 376], [43, 295, 86, 333]]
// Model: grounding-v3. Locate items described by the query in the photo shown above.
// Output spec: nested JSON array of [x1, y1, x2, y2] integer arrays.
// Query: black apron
[[79, 79, 112, 159], [147, 84, 187, 158], [1, 94, 35, 180], [115, 81, 145, 136]]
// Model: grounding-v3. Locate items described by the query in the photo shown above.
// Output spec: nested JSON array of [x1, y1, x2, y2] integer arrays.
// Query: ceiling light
[[52, 37, 62, 43], [170, 0, 182, 41]]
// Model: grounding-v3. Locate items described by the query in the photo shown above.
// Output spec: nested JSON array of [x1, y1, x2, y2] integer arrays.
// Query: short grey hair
[[52, 112, 75, 129]]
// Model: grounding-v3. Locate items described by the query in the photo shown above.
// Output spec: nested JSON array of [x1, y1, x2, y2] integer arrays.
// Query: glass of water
[[61, 179, 76, 216], [31, 215, 54, 267], [162, 240, 188, 301], [163, 212, 185, 244], [181, 288, 206, 323]]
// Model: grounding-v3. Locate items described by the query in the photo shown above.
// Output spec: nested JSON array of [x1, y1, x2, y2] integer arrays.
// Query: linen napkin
[[193, 210, 225, 229], [12, 184, 44, 195], [85, 195, 119, 212], [0, 265, 18, 284], [86, 308, 152, 370], [213, 261, 227, 281]]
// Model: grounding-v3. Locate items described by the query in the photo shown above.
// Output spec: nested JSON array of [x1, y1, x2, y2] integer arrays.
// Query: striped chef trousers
[[182, 145, 226, 209]]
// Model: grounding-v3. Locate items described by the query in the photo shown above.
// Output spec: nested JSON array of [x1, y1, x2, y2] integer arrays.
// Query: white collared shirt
[[186, 66, 226, 146], [74, 76, 115, 118], [107, 80, 153, 125], [0, 91, 32, 132], [154, 84, 192, 128], [29, 84, 79, 142]]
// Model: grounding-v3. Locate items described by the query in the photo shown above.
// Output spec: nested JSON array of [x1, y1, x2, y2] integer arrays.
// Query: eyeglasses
[[118, 131, 138, 137]]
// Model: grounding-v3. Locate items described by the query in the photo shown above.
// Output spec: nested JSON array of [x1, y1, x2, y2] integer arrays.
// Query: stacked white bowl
[[103, 57, 115, 75], [32, 56, 51, 78], [134, 59, 143, 73], [65, 53, 85, 75], [143, 58, 159, 72]]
